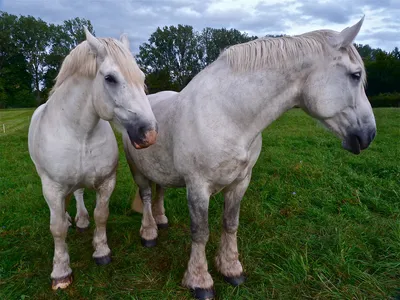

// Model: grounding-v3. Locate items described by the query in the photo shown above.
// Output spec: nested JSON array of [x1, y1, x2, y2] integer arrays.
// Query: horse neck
[[188, 58, 311, 146], [47, 77, 100, 137]]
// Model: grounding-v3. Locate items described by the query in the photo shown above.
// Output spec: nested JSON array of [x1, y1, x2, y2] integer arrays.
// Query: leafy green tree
[[136, 25, 203, 90], [391, 47, 400, 60], [365, 49, 400, 96], [43, 18, 94, 98], [199, 27, 257, 66], [14, 15, 50, 101], [0, 12, 35, 108], [144, 69, 179, 94]]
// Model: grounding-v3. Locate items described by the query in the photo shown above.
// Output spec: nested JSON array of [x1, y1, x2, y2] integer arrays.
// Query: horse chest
[[38, 132, 118, 188], [77, 139, 118, 186]]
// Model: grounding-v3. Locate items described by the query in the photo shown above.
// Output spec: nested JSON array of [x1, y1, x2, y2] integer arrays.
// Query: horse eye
[[105, 74, 117, 84], [350, 72, 361, 81]]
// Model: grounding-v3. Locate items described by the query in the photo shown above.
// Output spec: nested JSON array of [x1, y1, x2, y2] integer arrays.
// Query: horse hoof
[[76, 226, 89, 233], [141, 238, 157, 248], [224, 273, 246, 286], [191, 287, 215, 300], [94, 254, 112, 265], [51, 273, 73, 290], [157, 223, 168, 229]]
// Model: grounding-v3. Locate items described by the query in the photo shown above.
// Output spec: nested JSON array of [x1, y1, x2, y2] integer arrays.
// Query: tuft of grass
[[1, 107, 399, 299]]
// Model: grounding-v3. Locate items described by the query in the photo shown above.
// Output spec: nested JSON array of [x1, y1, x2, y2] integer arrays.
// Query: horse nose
[[127, 122, 157, 149]]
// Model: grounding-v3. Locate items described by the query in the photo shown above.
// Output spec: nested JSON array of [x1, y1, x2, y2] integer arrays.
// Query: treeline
[[1, 11, 399, 108], [0, 12, 94, 108]]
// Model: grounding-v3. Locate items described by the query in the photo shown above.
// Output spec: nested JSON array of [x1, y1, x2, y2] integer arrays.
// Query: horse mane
[[50, 37, 145, 95], [220, 29, 366, 86]]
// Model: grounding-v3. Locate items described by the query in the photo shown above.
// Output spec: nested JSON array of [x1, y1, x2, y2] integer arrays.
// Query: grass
[[1, 107, 399, 299]]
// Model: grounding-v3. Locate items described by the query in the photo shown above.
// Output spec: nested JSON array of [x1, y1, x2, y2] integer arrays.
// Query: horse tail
[[131, 187, 143, 213]]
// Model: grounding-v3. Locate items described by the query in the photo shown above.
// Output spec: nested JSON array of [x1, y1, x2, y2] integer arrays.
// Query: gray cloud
[[1, 0, 398, 53], [298, 1, 356, 24]]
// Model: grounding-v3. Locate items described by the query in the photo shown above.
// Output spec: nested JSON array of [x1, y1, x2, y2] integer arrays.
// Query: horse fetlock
[[154, 214, 168, 226], [93, 244, 111, 260], [182, 267, 214, 290], [183, 242, 214, 291], [215, 253, 243, 277], [140, 225, 158, 241], [93, 248, 112, 265], [51, 261, 72, 287], [75, 212, 90, 229]]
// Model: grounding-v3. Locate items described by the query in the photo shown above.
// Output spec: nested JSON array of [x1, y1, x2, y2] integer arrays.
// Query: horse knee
[[50, 221, 69, 238], [191, 224, 209, 244]]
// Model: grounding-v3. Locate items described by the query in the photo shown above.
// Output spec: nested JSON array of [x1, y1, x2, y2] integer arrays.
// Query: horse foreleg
[[42, 177, 73, 290], [124, 148, 158, 247], [152, 184, 168, 229], [92, 174, 115, 265], [215, 173, 251, 287], [182, 182, 215, 300], [74, 188, 90, 231]]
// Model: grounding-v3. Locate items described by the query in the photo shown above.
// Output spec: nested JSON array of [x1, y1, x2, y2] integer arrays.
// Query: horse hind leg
[[74, 188, 90, 232], [132, 183, 168, 229], [215, 173, 252, 287], [92, 173, 115, 265], [42, 177, 73, 290], [138, 180, 158, 247], [125, 153, 158, 247], [152, 184, 168, 229]]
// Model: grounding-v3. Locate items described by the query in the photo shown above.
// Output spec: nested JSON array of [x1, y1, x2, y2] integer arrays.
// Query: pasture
[[1, 107, 399, 299]]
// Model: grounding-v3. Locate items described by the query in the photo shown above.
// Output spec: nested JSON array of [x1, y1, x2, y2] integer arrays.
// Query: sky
[[1, 0, 399, 54]]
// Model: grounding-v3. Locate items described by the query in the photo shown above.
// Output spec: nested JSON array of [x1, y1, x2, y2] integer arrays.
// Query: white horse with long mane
[[28, 28, 158, 290]]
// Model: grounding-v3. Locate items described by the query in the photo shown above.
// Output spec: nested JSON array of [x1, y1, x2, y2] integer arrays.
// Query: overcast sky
[[1, 0, 399, 54]]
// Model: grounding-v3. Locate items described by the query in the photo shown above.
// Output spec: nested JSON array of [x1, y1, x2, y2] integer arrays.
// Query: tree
[[0, 11, 34, 108], [43, 18, 94, 98], [136, 25, 203, 90], [364, 49, 400, 96], [391, 47, 400, 60], [199, 27, 257, 66], [145, 69, 180, 94], [14, 15, 51, 101]]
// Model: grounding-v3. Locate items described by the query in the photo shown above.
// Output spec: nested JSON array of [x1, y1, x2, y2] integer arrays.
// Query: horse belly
[[133, 149, 185, 187]]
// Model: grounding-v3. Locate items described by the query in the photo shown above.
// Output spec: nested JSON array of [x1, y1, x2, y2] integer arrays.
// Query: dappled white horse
[[124, 17, 376, 299], [28, 28, 157, 290]]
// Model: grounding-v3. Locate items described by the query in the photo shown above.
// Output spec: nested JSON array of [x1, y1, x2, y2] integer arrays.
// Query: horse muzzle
[[126, 122, 158, 149], [342, 128, 376, 155]]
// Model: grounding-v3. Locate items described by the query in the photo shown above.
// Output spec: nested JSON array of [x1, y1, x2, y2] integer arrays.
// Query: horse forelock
[[49, 38, 145, 96], [220, 29, 366, 86]]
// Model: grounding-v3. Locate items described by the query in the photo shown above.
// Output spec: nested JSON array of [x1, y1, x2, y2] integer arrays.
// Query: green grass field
[[1, 107, 399, 299]]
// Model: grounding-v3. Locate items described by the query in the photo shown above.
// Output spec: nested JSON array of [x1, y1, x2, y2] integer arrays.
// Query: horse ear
[[329, 15, 365, 48], [120, 33, 130, 50], [84, 26, 106, 61]]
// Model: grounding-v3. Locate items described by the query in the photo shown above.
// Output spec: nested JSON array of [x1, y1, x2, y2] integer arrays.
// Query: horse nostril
[[138, 126, 146, 136]]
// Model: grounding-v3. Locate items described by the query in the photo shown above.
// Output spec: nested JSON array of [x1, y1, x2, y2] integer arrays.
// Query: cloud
[[1, 0, 398, 53], [298, 1, 356, 24]]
